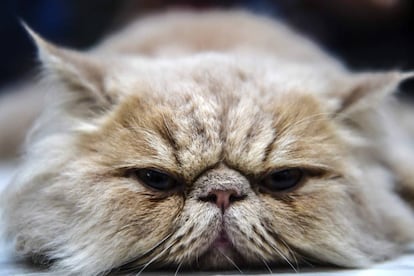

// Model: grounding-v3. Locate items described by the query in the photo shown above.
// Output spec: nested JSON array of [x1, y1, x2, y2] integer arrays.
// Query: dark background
[[1, 0, 414, 95]]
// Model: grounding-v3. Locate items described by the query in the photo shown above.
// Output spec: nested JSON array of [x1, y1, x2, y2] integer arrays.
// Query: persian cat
[[1, 10, 414, 275]]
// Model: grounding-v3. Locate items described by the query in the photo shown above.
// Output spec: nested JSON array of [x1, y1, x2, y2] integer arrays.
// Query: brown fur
[[1, 10, 414, 275]]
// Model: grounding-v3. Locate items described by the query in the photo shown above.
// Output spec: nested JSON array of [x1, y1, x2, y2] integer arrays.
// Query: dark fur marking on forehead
[[161, 115, 183, 167], [239, 114, 266, 155], [262, 128, 277, 164], [191, 115, 208, 141]]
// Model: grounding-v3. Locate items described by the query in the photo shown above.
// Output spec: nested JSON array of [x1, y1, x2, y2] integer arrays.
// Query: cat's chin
[[195, 231, 246, 270], [196, 246, 245, 269]]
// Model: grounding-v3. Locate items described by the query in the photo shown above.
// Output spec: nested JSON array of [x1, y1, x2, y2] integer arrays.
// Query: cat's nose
[[199, 189, 246, 213]]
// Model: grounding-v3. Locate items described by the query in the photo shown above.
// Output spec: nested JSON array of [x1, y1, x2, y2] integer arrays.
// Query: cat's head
[[2, 27, 414, 275]]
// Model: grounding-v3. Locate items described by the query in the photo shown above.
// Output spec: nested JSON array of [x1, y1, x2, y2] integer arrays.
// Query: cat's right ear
[[330, 71, 414, 116], [22, 22, 113, 107]]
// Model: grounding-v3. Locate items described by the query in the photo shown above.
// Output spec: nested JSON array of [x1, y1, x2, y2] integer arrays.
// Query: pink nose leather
[[213, 190, 235, 211], [201, 189, 245, 213]]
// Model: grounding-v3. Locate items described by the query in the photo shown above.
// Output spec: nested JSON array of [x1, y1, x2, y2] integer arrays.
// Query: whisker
[[260, 223, 298, 273], [135, 240, 176, 276], [269, 243, 298, 273], [295, 253, 316, 268], [279, 237, 300, 270], [117, 232, 174, 272], [140, 233, 174, 257], [275, 234, 317, 269], [174, 261, 183, 276], [217, 248, 243, 274], [261, 258, 273, 274]]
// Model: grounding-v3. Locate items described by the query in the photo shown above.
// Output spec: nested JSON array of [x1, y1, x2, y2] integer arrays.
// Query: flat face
[[3, 13, 414, 276], [72, 55, 350, 270]]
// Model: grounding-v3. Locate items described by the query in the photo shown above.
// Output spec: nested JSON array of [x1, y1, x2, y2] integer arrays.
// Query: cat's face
[[2, 31, 412, 275], [74, 60, 348, 270]]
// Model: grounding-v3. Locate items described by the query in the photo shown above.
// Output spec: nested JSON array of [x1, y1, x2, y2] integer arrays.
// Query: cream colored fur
[[1, 10, 414, 275]]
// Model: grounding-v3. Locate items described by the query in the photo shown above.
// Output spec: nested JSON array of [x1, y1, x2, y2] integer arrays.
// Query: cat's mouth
[[211, 230, 232, 249], [193, 228, 246, 269]]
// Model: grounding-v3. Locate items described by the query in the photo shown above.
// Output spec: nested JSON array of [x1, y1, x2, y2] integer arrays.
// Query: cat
[[1, 10, 414, 275]]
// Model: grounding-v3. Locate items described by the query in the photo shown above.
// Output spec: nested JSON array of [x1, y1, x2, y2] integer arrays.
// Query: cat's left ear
[[332, 71, 414, 114], [23, 23, 112, 106]]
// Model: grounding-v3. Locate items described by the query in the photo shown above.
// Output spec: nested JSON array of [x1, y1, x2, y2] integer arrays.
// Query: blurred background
[[0, 0, 413, 95]]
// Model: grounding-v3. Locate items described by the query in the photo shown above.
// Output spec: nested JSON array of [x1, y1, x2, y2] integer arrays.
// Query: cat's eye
[[128, 168, 179, 191], [260, 168, 304, 193]]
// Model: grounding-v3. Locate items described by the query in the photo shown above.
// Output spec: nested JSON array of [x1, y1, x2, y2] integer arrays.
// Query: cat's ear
[[23, 23, 112, 106], [333, 71, 414, 115]]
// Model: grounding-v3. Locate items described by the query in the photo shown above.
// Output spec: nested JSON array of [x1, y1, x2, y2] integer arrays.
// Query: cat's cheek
[[254, 192, 322, 242], [97, 186, 183, 245], [259, 181, 370, 266], [107, 188, 183, 228]]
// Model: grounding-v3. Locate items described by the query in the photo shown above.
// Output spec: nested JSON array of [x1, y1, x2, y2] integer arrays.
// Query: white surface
[[0, 163, 414, 275]]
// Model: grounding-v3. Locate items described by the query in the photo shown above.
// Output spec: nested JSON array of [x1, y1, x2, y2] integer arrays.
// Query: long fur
[[1, 10, 414, 275]]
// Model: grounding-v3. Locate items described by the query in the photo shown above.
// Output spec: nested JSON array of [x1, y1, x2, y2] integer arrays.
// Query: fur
[[1, 10, 414, 275]]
